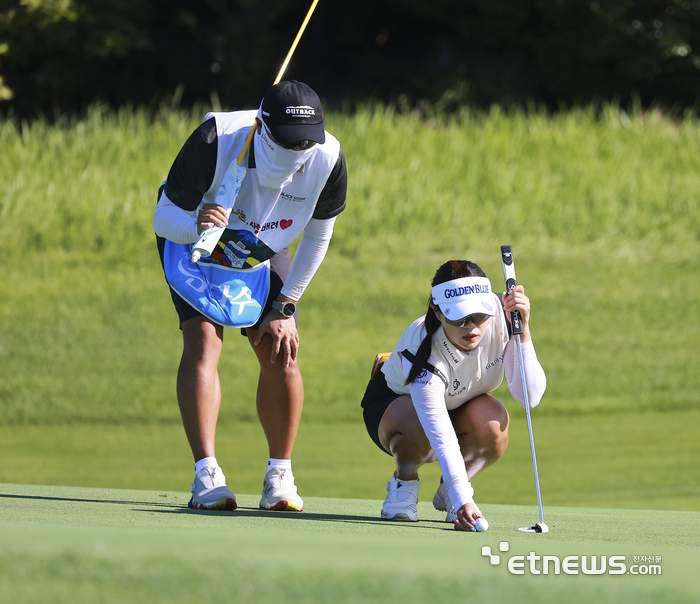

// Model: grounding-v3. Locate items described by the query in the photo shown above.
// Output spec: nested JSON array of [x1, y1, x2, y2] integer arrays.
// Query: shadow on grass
[[0, 493, 455, 532], [0, 493, 183, 509], [137, 504, 455, 532]]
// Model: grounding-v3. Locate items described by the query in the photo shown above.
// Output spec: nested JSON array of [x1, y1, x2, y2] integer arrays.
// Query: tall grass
[[0, 104, 698, 426], [330, 104, 700, 259], [0, 105, 201, 262], [2, 103, 699, 262]]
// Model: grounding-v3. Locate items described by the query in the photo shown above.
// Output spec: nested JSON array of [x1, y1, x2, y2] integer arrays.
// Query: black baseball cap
[[260, 80, 325, 145]]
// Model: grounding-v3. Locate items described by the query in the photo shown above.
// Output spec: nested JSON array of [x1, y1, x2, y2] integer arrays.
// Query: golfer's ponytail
[[405, 260, 487, 385]]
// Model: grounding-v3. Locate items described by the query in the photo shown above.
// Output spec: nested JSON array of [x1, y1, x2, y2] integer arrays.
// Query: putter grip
[[501, 245, 523, 335]]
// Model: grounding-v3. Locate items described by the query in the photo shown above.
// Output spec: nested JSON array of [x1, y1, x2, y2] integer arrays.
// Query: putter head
[[518, 522, 549, 534]]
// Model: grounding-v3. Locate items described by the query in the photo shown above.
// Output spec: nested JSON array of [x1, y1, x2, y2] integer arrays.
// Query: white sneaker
[[433, 479, 458, 522], [259, 466, 304, 511], [381, 476, 419, 522], [434, 479, 483, 523], [188, 465, 237, 511], [433, 479, 450, 511]]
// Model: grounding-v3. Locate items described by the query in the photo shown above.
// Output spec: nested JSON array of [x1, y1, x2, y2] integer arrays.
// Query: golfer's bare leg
[[178, 316, 224, 461], [450, 393, 509, 478], [378, 395, 436, 481], [247, 330, 304, 459]]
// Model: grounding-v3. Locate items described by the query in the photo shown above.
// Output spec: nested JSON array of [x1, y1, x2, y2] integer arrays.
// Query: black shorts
[[156, 234, 284, 335], [360, 371, 403, 456]]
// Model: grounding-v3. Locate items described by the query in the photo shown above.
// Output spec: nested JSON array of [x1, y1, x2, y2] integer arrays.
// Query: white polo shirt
[[382, 292, 546, 511]]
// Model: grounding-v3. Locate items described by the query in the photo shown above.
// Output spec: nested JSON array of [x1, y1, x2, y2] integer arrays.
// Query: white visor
[[431, 277, 496, 320]]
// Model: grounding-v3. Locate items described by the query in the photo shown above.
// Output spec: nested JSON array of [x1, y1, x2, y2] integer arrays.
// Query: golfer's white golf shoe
[[432, 479, 449, 511], [189, 465, 237, 511], [434, 479, 484, 523], [433, 479, 458, 522], [259, 466, 304, 511], [381, 476, 419, 522]]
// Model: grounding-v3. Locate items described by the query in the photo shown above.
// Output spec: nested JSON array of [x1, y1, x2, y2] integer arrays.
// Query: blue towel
[[164, 239, 270, 328]]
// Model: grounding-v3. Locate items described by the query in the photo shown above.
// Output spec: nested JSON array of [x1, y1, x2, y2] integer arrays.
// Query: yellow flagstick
[[273, 0, 320, 85], [236, 0, 321, 166]]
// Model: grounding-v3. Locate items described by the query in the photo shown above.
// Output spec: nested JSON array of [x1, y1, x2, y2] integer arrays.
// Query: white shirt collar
[[435, 321, 492, 367], [435, 326, 468, 367]]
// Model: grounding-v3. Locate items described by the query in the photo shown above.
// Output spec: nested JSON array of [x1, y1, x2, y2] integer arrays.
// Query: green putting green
[[2, 483, 699, 603], [2, 105, 699, 604]]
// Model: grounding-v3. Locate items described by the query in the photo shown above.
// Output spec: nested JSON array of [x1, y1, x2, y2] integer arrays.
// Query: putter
[[501, 245, 549, 534], [191, 0, 321, 262]]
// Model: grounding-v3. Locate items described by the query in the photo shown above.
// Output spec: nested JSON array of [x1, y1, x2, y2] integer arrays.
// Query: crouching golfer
[[154, 80, 347, 512], [361, 260, 546, 531]]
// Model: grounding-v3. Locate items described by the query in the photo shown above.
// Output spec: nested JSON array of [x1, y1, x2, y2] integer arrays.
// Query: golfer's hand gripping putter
[[501, 245, 523, 335]]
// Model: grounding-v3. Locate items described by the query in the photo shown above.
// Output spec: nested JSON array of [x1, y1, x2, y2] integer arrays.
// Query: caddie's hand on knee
[[253, 313, 299, 367], [197, 203, 229, 234], [454, 503, 482, 532]]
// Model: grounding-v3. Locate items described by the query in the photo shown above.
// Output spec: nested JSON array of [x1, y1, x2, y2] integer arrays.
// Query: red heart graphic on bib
[[280, 219, 293, 230]]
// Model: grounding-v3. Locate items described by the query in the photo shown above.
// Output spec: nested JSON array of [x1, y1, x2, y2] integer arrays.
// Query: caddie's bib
[[198, 111, 341, 269]]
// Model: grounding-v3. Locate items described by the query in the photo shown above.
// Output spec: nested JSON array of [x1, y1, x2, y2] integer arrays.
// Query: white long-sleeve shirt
[[382, 293, 547, 511]]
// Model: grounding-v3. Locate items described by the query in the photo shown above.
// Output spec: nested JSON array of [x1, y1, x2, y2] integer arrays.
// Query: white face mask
[[254, 113, 316, 189]]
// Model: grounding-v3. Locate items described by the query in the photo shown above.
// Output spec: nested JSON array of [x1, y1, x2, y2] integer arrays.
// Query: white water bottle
[[191, 163, 247, 263]]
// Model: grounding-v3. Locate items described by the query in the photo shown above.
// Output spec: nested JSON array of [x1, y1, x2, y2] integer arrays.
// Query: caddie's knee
[[265, 359, 301, 380]]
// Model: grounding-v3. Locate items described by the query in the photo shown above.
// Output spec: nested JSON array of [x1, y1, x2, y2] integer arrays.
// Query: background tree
[[1, 0, 699, 118]]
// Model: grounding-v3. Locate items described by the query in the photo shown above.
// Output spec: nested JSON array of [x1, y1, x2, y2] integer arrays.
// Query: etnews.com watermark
[[482, 542, 662, 576]]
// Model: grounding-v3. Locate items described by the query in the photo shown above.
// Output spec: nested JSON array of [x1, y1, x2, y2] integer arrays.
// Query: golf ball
[[473, 517, 489, 532]]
